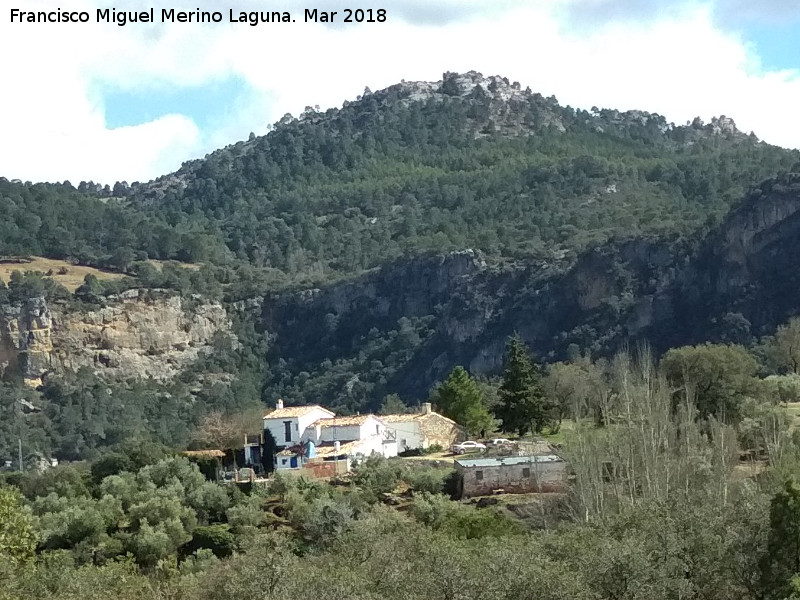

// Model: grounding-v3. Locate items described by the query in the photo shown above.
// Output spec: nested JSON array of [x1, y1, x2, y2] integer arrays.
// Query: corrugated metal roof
[[455, 455, 564, 468]]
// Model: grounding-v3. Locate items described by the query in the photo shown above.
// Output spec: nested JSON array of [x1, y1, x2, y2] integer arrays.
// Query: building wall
[[302, 416, 387, 445], [319, 423, 362, 443], [418, 414, 465, 448], [263, 407, 333, 448], [381, 438, 398, 458], [458, 461, 568, 498], [302, 458, 349, 478], [351, 435, 388, 460], [385, 419, 423, 451], [297, 409, 334, 441]]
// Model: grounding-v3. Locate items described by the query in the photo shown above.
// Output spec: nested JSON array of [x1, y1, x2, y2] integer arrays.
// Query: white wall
[[349, 435, 393, 463], [298, 408, 334, 439], [263, 417, 298, 448], [302, 415, 387, 444], [384, 419, 423, 451], [263, 407, 334, 448]]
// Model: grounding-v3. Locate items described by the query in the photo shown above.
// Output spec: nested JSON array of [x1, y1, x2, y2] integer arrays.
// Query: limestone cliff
[[0, 290, 232, 385]]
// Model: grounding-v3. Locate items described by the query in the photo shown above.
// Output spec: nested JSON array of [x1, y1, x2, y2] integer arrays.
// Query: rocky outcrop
[[0, 297, 54, 384], [0, 290, 233, 385], [667, 173, 800, 343]]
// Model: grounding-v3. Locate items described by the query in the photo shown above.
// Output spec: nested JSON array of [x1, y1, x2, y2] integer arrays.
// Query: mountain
[[3, 71, 800, 457], [123, 70, 797, 288]]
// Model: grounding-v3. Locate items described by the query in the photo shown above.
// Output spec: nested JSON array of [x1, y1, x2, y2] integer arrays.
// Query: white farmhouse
[[263, 400, 334, 469], [302, 414, 398, 462], [268, 408, 398, 471]]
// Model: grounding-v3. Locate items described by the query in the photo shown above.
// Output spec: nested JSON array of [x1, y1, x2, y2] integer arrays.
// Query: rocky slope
[[0, 290, 233, 386], [261, 172, 800, 400], [3, 173, 799, 406]]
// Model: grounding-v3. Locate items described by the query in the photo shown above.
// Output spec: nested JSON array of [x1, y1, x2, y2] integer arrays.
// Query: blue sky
[[2, 0, 800, 183], [103, 77, 251, 131], [743, 22, 800, 71]]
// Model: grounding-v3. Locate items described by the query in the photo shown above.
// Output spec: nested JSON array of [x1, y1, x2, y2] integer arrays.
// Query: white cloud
[[1, 0, 799, 184]]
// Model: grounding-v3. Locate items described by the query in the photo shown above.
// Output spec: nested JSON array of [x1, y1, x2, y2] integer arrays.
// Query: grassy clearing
[[0, 257, 126, 292]]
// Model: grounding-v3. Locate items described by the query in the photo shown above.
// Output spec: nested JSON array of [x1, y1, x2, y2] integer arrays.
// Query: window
[[475, 470, 483, 481], [522, 467, 531, 478], [283, 421, 292, 442]]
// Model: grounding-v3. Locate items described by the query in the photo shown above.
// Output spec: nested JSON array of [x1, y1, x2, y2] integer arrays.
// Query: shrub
[[185, 524, 237, 558], [402, 466, 453, 494], [352, 455, 402, 501]]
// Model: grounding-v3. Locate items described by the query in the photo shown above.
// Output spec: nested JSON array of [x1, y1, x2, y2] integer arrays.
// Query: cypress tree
[[498, 335, 548, 435]]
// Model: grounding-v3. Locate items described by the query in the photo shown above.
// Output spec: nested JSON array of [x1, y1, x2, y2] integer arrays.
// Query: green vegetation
[[6, 343, 800, 599], [498, 336, 550, 435], [430, 366, 494, 437], [6, 75, 800, 598], [2, 75, 798, 297]]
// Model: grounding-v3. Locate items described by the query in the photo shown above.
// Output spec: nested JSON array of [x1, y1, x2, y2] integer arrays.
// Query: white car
[[451, 441, 487, 455], [486, 438, 514, 447]]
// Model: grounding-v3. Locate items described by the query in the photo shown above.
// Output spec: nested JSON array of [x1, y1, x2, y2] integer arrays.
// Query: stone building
[[381, 403, 466, 452], [454, 455, 567, 498]]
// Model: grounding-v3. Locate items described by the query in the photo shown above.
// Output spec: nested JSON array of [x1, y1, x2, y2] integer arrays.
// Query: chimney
[[422, 402, 432, 415], [334, 440, 341, 454], [276, 398, 284, 410]]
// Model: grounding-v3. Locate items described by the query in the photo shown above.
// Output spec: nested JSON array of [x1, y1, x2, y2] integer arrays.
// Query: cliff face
[[668, 173, 800, 343], [0, 290, 232, 386], [260, 173, 800, 400], [5, 174, 800, 404]]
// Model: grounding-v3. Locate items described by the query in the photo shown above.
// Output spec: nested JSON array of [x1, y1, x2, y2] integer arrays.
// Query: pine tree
[[432, 366, 494, 437], [498, 335, 548, 435]]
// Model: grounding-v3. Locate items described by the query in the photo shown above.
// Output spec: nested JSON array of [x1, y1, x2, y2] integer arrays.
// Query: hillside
[[126, 71, 797, 285], [0, 257, 125, 292], [4, 71, 800, 454], [3, 71, 798, 291]]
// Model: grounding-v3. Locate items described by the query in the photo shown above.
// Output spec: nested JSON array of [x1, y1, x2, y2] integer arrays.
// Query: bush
[[423, 444, 444, 455], [402, 466, 453, 494], [409, 493, 523, 539], [90, 452, 134, 484], [352, 455, 402, 501], [185, 524, 237, 558]]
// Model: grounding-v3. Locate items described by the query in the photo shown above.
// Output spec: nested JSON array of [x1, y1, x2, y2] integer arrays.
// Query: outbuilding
[[454, 455, 567, 498]]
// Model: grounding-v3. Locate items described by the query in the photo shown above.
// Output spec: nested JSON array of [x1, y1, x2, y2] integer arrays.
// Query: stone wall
[[458, 459, 568, 498], [418, 413, 466, 448]]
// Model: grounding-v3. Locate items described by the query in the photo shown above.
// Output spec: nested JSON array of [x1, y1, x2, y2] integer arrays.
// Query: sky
[[1, 0, 800, 184]]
